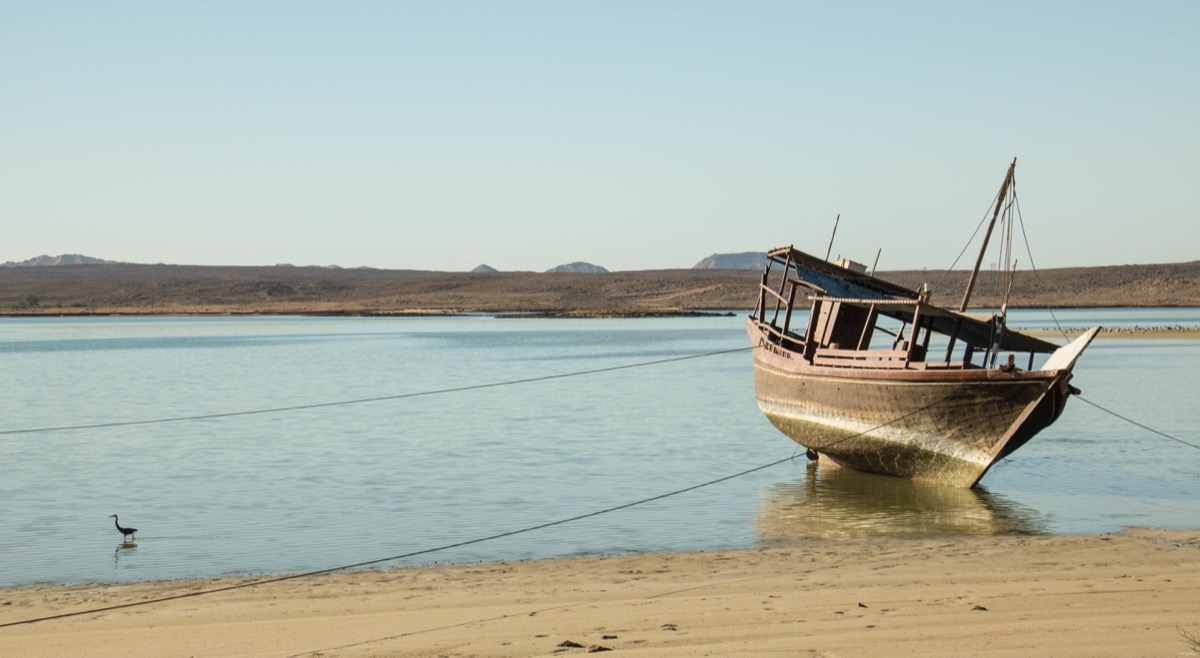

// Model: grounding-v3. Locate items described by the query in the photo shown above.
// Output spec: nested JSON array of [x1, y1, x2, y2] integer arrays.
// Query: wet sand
[[3, 528, 1198, 657]]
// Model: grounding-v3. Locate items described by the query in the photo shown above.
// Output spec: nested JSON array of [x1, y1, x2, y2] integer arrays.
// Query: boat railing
[[753, 268, 811, 348], [755, 321, 805, 353], [812, 346, 919, 369]]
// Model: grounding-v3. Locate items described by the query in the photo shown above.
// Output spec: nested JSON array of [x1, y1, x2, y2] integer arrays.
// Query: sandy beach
[[3, 528, 1198, 657]]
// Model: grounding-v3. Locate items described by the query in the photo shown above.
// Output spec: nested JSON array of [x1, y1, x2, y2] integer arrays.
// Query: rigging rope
[[932, 188, 1000, 296], [0, 346, 753, 436], [1012, 191, 1070, 339]]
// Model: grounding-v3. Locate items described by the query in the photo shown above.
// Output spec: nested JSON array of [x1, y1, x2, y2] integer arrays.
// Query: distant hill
[[545, 261, 608, 273], [3, 254, 119, 267], [2, 261, 1198, 313], [692, 252, 768, 270], [274, 263, 345, 269], [471, 264, 499, 273]]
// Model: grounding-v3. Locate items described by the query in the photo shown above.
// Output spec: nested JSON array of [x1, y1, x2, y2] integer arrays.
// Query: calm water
[[1, 311, 1198, 588]]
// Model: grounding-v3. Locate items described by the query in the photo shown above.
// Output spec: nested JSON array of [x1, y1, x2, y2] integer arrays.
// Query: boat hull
[[748, 320, 1073, 486]]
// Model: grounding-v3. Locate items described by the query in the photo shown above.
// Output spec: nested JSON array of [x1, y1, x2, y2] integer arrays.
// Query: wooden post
[[904, 306, 922, 368], [944, 317, 963, 364], [824, 215, 840, 262]]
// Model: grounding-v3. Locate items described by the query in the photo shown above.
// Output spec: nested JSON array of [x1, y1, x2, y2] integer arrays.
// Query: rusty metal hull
[[748, 319, 1074, 487]]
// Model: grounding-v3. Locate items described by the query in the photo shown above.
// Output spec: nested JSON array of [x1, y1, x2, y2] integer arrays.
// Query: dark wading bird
[[109, 514, 137, 542]]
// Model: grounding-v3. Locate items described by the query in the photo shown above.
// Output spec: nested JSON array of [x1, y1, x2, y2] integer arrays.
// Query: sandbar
[[1026, 327, 1200, 339]]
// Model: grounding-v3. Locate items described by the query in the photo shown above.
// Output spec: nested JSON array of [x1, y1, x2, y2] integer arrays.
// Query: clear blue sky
[[3, 2, 1196, 271]]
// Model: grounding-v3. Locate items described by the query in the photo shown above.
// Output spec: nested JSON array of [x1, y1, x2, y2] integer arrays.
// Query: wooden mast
[[959, 158, 1017, 312]]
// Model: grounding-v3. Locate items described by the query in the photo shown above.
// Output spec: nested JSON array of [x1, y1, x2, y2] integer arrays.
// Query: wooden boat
[[746, 159, 1099, 487]]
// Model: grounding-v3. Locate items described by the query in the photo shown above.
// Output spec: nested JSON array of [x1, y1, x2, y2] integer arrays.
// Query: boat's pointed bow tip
[[1079, 325, 1102, 346], [1044, 326, 1102, 371]]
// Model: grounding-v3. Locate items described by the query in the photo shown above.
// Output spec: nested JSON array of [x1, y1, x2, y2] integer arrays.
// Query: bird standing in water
[[109, 514, 137, 542]]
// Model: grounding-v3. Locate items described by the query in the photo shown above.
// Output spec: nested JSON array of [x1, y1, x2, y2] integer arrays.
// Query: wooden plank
[[813, 355, 910, 369], [816, 348, 909, 359]]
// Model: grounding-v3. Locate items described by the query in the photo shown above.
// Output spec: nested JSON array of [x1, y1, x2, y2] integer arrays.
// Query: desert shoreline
[[3, 307, 1199, 340], [3, 528, 1199, 657]]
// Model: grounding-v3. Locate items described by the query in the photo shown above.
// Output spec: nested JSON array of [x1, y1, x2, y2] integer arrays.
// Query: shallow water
[[1, 311, 1198, 587]]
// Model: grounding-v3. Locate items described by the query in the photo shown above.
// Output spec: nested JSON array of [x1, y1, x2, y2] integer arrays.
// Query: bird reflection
[[113, 541, 137, 571]]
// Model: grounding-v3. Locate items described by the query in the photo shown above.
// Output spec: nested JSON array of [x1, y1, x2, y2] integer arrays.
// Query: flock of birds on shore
[[1050, 324, 1196, 334]]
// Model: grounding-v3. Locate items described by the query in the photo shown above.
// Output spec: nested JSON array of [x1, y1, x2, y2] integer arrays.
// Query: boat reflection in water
[[757, 462, 1047, 544]]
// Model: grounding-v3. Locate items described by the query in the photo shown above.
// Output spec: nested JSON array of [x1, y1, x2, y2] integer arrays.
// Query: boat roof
[[767, 246, 920, 301], [768, 246, 1061, 354]]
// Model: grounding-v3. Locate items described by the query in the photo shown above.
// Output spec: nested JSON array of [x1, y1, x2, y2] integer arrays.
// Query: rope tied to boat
[[1075, 395, 1200, 452], [0, 346, 754, 436]]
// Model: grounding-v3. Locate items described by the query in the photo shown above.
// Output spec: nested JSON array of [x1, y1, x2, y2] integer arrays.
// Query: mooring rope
[[0, 377, 985, 629], [0, 453, 797, 629], [1076, 395, 1200, 452], [2, 344, 1193, 631], [0, 346, 753, 436]]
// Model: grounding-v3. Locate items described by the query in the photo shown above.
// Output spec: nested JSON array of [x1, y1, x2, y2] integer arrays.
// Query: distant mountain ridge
[[3, 254, 120, 267], [692, 252, 768, 270], [5, 253, 770, 272], [545, 261, 608, 273]]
